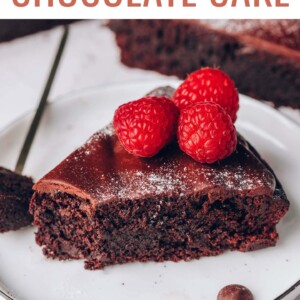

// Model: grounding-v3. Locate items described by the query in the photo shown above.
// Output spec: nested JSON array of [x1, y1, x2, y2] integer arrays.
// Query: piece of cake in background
[[0, 167, 33, 233], [0, 20, 76, 43], [108, 20, 300, 109]]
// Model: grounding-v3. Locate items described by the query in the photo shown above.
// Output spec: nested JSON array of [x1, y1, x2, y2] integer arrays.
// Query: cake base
[[31, 187, 286, 270]]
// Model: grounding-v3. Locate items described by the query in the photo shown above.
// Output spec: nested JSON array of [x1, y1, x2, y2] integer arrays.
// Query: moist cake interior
[[0, 167, 33, 233]]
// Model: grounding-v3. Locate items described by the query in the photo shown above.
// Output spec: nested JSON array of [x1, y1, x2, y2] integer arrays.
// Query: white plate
[[0, 80, 299, 300]]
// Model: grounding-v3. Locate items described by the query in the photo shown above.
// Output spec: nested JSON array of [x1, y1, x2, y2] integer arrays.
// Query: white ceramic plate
[[0, 80, 299, 300]]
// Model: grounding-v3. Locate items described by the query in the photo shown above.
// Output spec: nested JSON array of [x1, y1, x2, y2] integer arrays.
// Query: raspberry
[[113, 96, 179, 157], [178, 103, 237, 164], [173, 68, 239, 122]]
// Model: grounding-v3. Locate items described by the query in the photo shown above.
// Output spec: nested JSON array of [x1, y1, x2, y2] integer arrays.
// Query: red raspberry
[[113, 96, 179, 157], [178, 103, 237, 164], [173, 68, 239, 122]]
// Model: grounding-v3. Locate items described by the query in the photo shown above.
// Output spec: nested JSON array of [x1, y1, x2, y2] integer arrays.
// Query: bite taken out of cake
[[30, 74, 289, 269]]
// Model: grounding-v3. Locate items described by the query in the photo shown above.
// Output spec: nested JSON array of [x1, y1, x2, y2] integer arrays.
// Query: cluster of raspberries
[[113, 68, 239, 164]]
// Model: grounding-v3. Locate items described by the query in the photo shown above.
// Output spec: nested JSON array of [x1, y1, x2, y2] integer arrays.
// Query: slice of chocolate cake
[[0, 20, 76, 43], [30, 87, 289, 270], [0, 167, 33, 233], [108, 20, 300, 109]]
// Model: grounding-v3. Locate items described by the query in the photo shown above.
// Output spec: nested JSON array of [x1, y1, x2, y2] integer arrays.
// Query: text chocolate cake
[[30, 87, 289, 270]]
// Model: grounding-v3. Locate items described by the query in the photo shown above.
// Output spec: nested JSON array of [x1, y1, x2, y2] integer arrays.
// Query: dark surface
[[108, 20, 300, 109], [30, 87, 289, 269], [0, 20, 76, 43], [217, 284, 254, 300], [0, 167, 33, 233]]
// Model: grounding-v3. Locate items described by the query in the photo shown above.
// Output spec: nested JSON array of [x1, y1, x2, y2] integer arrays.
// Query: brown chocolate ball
[[217, 284, 254, 300]]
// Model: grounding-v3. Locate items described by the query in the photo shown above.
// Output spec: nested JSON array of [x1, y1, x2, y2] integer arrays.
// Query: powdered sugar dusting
[[201, 20, 300, 51], [117, 168, 188, 199], [42, 125, 276, 203], [100, 123, 114, 136], [82, 131, 275, 202], [90, 158, 275, 202], [76, 124, 114, 158], [85, 124, 114, 145], [204, 164, 272, 190]]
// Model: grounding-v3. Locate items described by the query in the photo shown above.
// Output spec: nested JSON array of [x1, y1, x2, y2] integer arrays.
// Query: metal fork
[[0, 26, 68, 300]]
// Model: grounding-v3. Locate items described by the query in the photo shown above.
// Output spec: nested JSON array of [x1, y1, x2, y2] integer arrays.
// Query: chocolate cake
[[0, 20, 76, 43], [108, 20, 300, 109], [30, 87, 289, 270], [0, 167, 33, 233]]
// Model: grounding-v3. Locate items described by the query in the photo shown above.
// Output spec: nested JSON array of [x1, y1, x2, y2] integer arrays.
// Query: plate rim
[[1, 79, 300, 140]]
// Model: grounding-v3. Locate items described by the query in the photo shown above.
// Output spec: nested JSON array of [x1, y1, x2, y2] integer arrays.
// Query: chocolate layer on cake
[[108, 20, 300, 108], [0, 167, 33, 233], [30, 87, 289, 270]]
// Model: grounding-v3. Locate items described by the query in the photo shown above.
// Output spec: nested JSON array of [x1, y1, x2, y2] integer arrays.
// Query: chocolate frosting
[[33, 86, 285, 205], [34, 125, 277, 204]]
